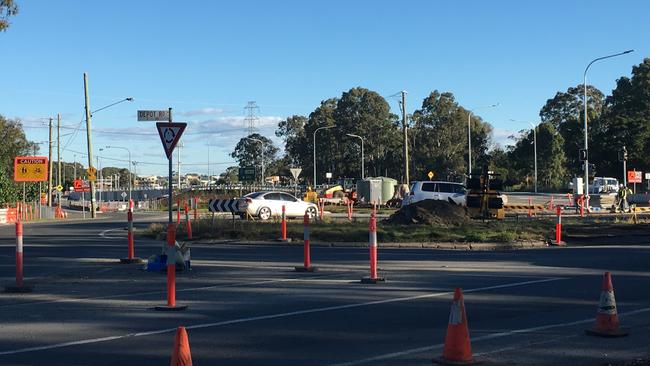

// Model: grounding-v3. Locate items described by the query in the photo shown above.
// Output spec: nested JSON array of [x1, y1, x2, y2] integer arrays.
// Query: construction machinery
[[465, 166, 505, 219]]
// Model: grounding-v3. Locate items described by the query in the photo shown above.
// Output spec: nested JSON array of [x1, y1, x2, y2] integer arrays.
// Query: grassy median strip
[[142, 217, 553, 243]]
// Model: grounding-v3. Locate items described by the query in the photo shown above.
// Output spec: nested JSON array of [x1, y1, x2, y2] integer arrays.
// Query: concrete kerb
[[188, 239, 549, 251]]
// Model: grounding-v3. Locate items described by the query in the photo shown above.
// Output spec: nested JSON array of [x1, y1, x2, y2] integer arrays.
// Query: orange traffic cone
[[585, 272, 628, 337], [171, 326, 193, 366], [433, 288, 474, 365]]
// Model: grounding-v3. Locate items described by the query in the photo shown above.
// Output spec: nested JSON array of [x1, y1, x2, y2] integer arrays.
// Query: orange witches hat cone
[[433, 288, 474, 365], [171, 326, 193, 366], [585, 272, 628, 337]]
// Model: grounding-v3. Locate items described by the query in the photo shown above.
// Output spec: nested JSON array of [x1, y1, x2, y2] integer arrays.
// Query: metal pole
[[529, 123, 537, 193], [128, 150, 132, 203], [313, 126, 334, 187], [467, 111, 472, 177], [361, 137, 364, 180], [48, 118, 53, 207], [83, 73, 97, 218], [57, 114, 61, 206], [583, 50, 634, 207], [168, 108, 173, 224], [623, 148, 627, 187], [401, 91, 409, 186]]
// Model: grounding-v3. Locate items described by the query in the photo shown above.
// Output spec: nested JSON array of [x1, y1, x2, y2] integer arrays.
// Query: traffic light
[[618, 146, 628, 161], [578, 149, 588, 161]]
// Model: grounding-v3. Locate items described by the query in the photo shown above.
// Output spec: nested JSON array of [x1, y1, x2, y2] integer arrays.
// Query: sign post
[[152, 108, 187, 311], [290, 167, 302, 197]]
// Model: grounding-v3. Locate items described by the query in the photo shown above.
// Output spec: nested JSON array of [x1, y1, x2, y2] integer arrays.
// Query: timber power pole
[[57, 114, 61, 189], [48, 117, 53, 207], [401, 91, 410, 186], [83, 73, 97, 218]]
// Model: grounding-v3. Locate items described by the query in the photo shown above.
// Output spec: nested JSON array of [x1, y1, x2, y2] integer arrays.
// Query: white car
[[239, 191, 318, 220], [402, 181, 467, 206]]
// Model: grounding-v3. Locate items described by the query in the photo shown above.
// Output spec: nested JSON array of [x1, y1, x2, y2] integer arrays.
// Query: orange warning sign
[[14, 156, 48, 182]]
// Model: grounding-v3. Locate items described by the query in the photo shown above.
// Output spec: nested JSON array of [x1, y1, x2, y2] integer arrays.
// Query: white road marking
[[99, 228, 124, 240], [0, 277, 563, 356], [327, 307, 650, 366]]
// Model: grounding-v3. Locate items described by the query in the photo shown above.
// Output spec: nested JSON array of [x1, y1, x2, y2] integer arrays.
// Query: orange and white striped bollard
[[361, 212, 385, 283], [5, 221, 33, 292], [154, 223, 187, 311], [121, 199, 142, 263], [295, 212, 317, 272]]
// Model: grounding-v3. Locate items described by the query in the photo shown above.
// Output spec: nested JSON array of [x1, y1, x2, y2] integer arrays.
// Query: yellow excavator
[[466, 166, 505, 219]]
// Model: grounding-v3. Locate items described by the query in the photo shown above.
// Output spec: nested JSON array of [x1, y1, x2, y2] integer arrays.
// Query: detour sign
[[14, 156, 48, 182]]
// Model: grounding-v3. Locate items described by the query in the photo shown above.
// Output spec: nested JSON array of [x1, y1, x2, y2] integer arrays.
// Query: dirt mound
[[385, 199, 470, 227]]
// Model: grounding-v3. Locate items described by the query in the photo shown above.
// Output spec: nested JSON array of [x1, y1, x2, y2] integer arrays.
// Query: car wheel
[[306, 206, 317, 219], [258, 207, 272, 220]]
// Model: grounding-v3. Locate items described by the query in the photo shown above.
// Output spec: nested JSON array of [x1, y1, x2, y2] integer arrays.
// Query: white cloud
[[177, 107, 226, 117]]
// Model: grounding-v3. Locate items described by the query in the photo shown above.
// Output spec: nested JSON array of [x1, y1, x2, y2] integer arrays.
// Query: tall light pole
[[105, 145, 132, 202], [467, 103, 498, 177], [83, 71, 132, 218], [346, 134, 365, 180], [401, 91, 409, 186], [313, 125, 335, 186], [529, 122, 538, 193], [245, 137, 265, 184], [583, 50, 633, 203]]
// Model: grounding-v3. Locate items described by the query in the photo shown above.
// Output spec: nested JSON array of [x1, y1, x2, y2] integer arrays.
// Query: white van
[[402, 181, 466, 206], [590, 177, 619, 194]]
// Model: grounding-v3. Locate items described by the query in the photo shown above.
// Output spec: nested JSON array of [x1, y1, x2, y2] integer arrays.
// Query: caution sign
[[14, 156, 48, 182]]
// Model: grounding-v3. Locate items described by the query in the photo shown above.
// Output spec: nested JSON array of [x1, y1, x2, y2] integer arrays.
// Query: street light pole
[[105, 146, 132, 203], [529, 122, 538, 193], [313, 125, 335, 186], [346, 134, 364, 180], [467, 103, 498, 177], [583, 50, 633, 203]]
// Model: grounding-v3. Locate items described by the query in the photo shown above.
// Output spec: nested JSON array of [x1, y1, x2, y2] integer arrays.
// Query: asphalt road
[[0, 214, 649, 365]]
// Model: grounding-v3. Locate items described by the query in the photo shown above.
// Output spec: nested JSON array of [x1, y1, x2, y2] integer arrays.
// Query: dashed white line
[[0, 277, 564, 356]]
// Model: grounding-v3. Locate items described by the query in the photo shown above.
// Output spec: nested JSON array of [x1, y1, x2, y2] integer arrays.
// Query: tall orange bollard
[[528, 197, 532, 217], [361, 212, 385, 283], [318, 199, 324, 221], [5, 221, 33, 293], [278, 204, 289, 241], [295, 212, 317, 272], [585, 272, 628, 337], [184, 203, 192, 240], [550, 205, 565, 246], [120, 199, 143, 263], [155, 223, 187, 311], [433, 288, 474, 365], [176, 199, 181, 225]]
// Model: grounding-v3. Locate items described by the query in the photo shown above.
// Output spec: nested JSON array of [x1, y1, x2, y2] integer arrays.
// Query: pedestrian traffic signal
[[579, 149, 588, 161]]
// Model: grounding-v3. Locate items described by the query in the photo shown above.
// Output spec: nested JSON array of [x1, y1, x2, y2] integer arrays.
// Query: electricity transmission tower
[[244, 101, 259, 136]]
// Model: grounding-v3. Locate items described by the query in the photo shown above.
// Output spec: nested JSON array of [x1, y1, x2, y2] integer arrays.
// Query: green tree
[[507, 122, 566, 190], [539, 85, 604, 177], [411, 91, 493, 181], [333, 87, 400, 179], [593, 58, 650, 178], [0, 0, 18, 32], [275, 115, 309, 173], [217, 166, 239, 184], [230, 133, 278, 180]]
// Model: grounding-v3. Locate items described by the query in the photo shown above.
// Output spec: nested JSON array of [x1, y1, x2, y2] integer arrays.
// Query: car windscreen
[[245, 192, 265, 199]]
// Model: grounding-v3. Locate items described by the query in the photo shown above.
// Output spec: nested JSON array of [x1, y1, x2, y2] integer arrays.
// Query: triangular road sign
[[156, 122, 187, 159]]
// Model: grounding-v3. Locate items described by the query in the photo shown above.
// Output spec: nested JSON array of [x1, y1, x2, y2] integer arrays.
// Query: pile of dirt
[[384, 199, 470, 227]]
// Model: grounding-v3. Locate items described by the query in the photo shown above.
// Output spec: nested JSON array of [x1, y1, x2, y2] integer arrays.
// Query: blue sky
[[1, 0, 646, 177]]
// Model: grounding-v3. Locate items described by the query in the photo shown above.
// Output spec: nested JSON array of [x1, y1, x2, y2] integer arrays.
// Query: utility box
[[572, 177, 583, 195], [356, 178, 383, 204]]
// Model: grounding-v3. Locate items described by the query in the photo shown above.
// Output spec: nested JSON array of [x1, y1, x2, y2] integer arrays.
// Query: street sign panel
[[155, 122, 187, 159], [121, 192, 127, 199], [138, 110, 170, 121], [628, 170, 642, 183], [73, 179, 91, 192], [645, 173, 650, 180], [208, 199, 241, 213], [56, 185, 63, 192], [238, 166, 256, 181], [427, 171, 434, 180], [14, 156, 48, 182], [88, 173, 96, 182], [87, 166, 97, 175], [290, 168, 302, 180]]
